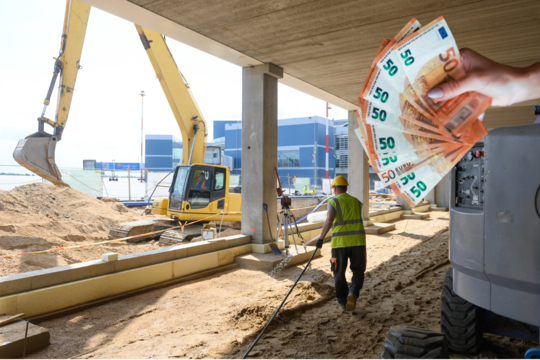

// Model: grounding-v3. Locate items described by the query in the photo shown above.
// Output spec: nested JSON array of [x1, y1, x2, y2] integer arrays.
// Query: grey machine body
[[450, 123, 540, 327]]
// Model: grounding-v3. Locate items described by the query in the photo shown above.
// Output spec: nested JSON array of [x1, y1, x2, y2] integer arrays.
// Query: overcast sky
[[0, 0, 348, 171]]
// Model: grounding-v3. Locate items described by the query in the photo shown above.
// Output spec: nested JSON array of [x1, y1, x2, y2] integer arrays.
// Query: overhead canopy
[[85, 0, 540, 129]]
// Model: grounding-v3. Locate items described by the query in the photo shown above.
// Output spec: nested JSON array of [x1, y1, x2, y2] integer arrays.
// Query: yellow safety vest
[[329, 193, 366, 248]]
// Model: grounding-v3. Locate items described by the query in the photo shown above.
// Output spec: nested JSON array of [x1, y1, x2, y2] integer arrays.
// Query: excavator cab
[[168, 164, 229, 216]]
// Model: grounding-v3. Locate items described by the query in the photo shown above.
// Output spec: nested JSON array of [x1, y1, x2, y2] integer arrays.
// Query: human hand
[[315, 239, 324, 249], [428, 48, 540, 107]]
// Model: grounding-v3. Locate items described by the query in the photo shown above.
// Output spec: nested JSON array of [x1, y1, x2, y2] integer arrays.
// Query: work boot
[[338, 303, 346, 311], [346, 293, 357, 311]]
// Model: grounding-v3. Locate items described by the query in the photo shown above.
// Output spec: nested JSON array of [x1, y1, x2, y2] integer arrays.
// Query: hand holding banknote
[[427, 48, 540, 107], [357, 17, 491, 207]]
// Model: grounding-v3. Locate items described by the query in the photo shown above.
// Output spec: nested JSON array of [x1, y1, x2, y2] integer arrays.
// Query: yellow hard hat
[[331, 176, 349, 188]]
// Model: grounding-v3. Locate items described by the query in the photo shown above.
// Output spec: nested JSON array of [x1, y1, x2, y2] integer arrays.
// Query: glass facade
[[172, 140, 183, 168], [224, 117, 338, 187], [145, 134, 180, 171], [278, 150, 300, 167]]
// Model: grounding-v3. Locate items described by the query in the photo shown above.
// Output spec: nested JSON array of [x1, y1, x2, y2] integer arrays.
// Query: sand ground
[[27, 213, 535, 359]]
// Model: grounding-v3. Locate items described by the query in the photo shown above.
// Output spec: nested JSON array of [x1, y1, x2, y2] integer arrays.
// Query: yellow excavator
[[13, 0, 241, 242]]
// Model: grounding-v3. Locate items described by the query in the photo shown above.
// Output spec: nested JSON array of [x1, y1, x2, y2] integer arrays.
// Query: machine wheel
[[440, 268, 482, 355], [380, 326, 448, 359]]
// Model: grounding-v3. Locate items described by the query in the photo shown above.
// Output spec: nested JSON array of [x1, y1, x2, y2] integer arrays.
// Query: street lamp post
[[140, 90, 145, 182]]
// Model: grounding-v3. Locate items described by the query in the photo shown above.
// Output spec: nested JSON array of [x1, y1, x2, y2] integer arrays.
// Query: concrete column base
[[235, 246, 321, 271]]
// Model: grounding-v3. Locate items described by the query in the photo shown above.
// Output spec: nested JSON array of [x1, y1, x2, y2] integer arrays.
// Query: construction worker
[[312, 186, 317, 195], [316, 176, 366, 311], [195, 172, 208, 190], [303, 185, 309, 195]]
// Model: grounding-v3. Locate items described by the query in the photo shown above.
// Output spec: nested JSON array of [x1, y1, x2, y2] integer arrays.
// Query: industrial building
[[224, 116, 336, 187], [145, 117, 341, 188], [144, 134, 183, 172], [144, 118, 379, 189]]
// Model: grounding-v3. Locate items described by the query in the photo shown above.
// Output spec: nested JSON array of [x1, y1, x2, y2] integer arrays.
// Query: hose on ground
[[295, 196, 331, 224], [242, 239, 331, 359]]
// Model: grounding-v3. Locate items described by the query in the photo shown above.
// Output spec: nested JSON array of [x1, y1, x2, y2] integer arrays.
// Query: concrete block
[[364, 223, 396, 235], [412, 204, 432, 213], [0, 295, 17, 315], [252, 243, 271, 254], [370, 209, 405, 224], [431, 206, 449, 212], [102, 253, 118, 262], [0, 244, 254, 317], [29, 261, 114, 295], [114, 251, 168, 273], [172, 253, 218, 279], [217, 244, 252, 267], [207, 239, 229, 252], [185, 242, 212, 257], [402, 212, 430, 220], [172, 247, 188, 260], [0, 320, 50, 358], [230, 235, 252, 247], [235, 246, 321, 272], [13, 261, 174, 317]]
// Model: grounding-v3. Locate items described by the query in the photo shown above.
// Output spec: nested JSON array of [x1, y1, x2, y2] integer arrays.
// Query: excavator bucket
[[13, 132, 67, 187]]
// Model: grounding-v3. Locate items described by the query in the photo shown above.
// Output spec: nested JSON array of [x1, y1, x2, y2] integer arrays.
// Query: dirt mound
[[0, 183, 142, 241], [0, 183, 164, 277]]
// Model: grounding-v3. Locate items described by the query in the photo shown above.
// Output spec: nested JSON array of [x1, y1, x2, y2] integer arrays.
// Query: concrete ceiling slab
[[83, 0, 540, 127]]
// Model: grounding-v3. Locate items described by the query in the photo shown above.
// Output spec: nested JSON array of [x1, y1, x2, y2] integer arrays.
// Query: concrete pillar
[[347, 110, 370, 220], [396, 195, 412, 211], [241, 63, 283, 245], [435, 172, 451, 208]]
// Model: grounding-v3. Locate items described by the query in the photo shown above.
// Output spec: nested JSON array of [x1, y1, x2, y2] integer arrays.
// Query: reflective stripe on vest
[[329, 193, 366, 248]]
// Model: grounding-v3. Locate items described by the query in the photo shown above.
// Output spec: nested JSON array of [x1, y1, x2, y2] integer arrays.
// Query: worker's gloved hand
[[316, 239, 324, 249]]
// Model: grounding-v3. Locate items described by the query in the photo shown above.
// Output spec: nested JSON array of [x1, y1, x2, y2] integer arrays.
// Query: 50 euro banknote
[[359, 98, 454, 141], [393, 16, 491, 135], [372, 18, 436, 119], [390, 146, 470, 207], [358, 119, 465, 159], [353, 120, 449, 170]]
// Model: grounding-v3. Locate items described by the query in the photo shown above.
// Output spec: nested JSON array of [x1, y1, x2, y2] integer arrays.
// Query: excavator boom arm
[[13, 0, 90, 186], [135, 25, 208, 165]]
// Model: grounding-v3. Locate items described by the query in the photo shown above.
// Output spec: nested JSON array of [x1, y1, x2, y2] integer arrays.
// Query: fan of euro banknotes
[[356, 17, 491, 207]]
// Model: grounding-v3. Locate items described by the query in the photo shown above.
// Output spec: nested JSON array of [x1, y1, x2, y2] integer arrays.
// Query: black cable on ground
[[241, 240, 330, 359]]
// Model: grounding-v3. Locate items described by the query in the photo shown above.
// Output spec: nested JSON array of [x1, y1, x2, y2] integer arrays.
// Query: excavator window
[[188, 169, 212, 209], [214, 170, 225, 191], [169, 166, 190, 210]]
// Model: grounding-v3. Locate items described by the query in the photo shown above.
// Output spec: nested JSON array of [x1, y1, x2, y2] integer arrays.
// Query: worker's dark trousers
[[331, 245, 366, 305]]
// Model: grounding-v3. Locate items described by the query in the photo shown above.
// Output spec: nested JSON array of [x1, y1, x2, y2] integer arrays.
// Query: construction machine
[[13, 0, 241, 243], [380, 124, 540, 358]]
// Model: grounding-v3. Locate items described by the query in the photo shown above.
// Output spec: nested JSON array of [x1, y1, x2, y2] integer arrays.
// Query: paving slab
[[364, 223, 396, 235], [431, 207, 449, 212], [402, 212, 430, 220], [234, 246, 321, 272], [0, 320, 50, 358]]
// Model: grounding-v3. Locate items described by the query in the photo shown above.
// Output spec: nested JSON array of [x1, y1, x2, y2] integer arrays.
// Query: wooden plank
[[0, 320, 50, 358], [0, 313, 25, 327]]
